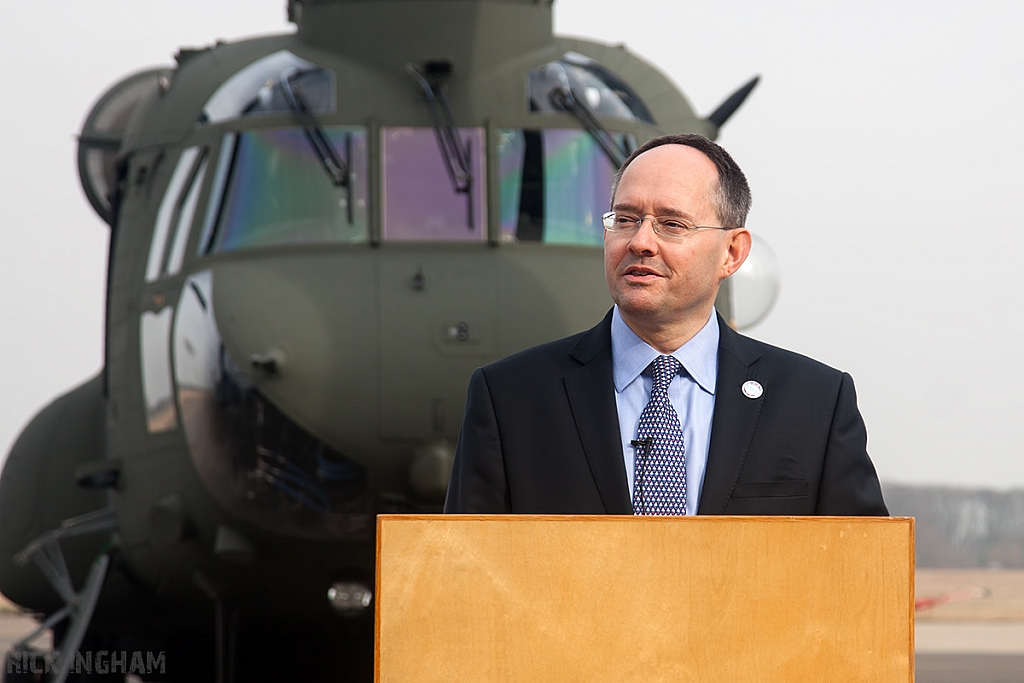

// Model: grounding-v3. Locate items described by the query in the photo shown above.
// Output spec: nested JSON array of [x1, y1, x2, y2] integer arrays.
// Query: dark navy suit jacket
[[444, 310, 888, 516]]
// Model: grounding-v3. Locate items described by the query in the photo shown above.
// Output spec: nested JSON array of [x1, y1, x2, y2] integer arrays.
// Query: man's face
[[604, 144, 749, 338]]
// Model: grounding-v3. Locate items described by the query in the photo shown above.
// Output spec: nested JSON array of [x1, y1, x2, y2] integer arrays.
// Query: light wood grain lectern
[[376, 516, 914, 683]]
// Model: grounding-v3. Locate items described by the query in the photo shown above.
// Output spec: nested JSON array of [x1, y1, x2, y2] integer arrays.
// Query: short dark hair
[[610, 134, 752, 228]]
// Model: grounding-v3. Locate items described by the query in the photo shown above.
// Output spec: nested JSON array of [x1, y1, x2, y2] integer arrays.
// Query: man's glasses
[[602, 212, 739, 240]]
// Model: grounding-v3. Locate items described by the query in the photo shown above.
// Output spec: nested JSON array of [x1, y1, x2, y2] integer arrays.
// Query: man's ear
[[721, 229, 752, 279]]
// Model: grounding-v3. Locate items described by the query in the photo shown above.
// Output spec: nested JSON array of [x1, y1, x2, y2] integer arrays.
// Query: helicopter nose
[[172, 258, 379, 539], [168, 248, 504, 534], [169, 244, 605, 533], [205, 263, 358, 434], [196, 251, 501, 450]]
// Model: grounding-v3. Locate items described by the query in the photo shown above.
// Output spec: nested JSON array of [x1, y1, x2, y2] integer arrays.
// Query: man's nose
[[627, 217, 659, 255]]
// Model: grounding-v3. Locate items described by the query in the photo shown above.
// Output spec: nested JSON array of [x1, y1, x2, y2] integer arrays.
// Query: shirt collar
[[610, 306, 719, 395]]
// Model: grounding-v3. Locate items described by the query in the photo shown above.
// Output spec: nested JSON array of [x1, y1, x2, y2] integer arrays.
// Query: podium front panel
[[376, 516, 913, 683]]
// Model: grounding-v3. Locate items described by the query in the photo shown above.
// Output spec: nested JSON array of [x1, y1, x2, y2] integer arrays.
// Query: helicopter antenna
[[281, 68, 354, 224], [406, 61, 475, 231], [707, 75, 760, 129], [546, 63, 628, 168]]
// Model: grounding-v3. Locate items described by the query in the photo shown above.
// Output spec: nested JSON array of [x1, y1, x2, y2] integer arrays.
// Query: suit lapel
[[564, 311, 633, 514], [697, 317, 764, 515]]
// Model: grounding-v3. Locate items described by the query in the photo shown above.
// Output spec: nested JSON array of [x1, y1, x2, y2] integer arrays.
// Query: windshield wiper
[[547, 65, 628, 168], [406, 61, 474, 231], [281, 68, 354, 224]]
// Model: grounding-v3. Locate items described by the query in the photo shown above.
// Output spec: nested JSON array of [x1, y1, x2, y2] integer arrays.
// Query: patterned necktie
[[633, 355, 687, 515]]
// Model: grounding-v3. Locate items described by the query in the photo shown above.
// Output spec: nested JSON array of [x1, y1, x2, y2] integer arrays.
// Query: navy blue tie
[[633, 355, 687, 515]]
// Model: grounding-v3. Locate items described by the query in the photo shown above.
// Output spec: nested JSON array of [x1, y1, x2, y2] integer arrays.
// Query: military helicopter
[[0, 0, 772, 680]]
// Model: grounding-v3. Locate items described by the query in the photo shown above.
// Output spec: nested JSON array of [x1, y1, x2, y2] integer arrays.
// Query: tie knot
[[651, 355, 681, 393]]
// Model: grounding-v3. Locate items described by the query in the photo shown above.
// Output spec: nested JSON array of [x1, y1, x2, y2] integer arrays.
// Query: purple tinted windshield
[[382, 127, 486, 242]]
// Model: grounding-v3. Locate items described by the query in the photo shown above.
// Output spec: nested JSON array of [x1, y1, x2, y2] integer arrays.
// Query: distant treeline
[[882, 483, 1024, 568]]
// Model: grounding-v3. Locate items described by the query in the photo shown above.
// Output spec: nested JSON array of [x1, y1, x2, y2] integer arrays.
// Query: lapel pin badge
[[741, 380, 763, 399]]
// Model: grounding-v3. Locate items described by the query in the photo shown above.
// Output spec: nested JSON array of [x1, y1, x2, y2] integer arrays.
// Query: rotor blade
[[707, 75, 760, 129]]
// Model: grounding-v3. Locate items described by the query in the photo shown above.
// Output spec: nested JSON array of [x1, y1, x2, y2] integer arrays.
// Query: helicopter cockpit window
[[146, 146, 204, 283], [141, 306, 177, 433], [207, 127, 369, 252], [165, 155, 208, 277], [198, 50, 335, 125], [498, 128, 626, 246], [528, 52, 655, 124], [382, 127, 487, 241]]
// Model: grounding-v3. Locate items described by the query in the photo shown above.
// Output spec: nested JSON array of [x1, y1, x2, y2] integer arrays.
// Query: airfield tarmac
[[4, 571, 1024, 681], [914, 569, 1024, 681]]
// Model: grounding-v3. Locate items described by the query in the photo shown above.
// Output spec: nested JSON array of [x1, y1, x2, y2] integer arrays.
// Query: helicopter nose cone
[[173, 258, 379, 539], [171, 241, 604, 534], [209, 264, 350, 433]]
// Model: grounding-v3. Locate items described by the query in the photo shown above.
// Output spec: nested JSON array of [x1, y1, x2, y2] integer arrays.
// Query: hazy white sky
[[1, 0, 1022, 488]]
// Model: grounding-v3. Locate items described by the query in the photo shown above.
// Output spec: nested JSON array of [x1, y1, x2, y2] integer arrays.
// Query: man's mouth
[[623, 265, 663, 282]]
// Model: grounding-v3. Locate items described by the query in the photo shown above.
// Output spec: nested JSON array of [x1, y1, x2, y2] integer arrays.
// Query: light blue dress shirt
[[611, 306, 719, 516]]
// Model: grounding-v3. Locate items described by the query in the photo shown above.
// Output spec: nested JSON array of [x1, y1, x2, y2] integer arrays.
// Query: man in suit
[[444, 134, 887, 516]]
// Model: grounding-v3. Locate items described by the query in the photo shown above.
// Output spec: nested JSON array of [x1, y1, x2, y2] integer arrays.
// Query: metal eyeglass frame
[[602, 211, 740, 240]]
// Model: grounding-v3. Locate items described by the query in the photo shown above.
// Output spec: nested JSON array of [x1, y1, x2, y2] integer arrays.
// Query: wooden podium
[[375, 516, 914, 682]]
